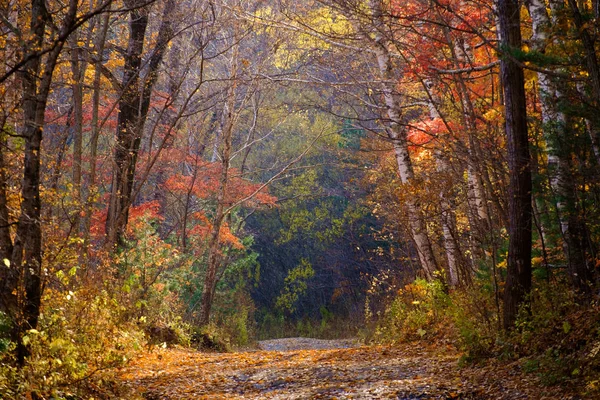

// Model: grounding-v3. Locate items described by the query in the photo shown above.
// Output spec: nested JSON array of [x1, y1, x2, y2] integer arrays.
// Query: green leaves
[[275, 258, 315, 314]]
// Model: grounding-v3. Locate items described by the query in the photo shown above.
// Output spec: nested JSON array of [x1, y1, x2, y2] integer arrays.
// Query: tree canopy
[[2, 0, 600, 396]]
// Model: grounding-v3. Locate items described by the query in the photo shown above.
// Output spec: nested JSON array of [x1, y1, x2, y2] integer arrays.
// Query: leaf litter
[[119, 338, 580, 399]]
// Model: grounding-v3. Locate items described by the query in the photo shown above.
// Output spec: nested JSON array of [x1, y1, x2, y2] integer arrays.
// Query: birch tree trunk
[[368, 0, 438, 279], [446, 27, 490, 231], [424, 90, 463, 286], [442, 26, 494, 273], [436, 152, 462, 287], [526, 0, 594, 293]]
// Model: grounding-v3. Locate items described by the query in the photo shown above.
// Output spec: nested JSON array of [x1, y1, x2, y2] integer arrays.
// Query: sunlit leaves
[[275, 258, 315, 314]]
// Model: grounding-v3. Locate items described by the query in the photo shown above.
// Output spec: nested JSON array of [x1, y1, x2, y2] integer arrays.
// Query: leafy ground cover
[[118, 339, 579, 399]]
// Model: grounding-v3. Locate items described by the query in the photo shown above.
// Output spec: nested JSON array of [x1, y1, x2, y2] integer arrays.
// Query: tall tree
[[0, 0, 110, 365], [106, 0, 176, 247], [497, 0, 532, 329], [526, 0, 594, 294], [367, 0, 439, 279]]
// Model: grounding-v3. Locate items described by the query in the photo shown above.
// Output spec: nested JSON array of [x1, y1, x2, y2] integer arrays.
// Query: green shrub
[[0, 312, 11, 355], [450, 286, 499, 362], [507, 284, 600, 392], [257, 310, 286, 339]]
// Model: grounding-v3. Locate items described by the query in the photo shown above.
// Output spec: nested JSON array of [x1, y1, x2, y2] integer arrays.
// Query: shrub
[[507, 284, 600, 392], [191, 323, 231, 352], [450, 285, 499, 362], [371, 279, 451, 344], [0, 287, 145, 399]]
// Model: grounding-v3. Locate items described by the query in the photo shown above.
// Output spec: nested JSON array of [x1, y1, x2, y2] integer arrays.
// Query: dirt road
[[119, 338, 576, 399]]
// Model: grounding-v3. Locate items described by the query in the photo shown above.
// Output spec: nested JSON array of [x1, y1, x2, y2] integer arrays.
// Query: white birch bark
[[451, 30, 489, 225], [426, 92, 461, 286], [368, 0, 438, 279], [526, 0, 569, 235], [526, 0, 591, 288], [467, 164, 489, 222]]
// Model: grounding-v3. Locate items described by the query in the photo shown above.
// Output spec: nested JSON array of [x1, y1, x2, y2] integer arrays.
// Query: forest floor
[[118, 338, 581, 399]]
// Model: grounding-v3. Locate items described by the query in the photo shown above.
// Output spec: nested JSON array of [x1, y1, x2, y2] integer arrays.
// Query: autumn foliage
[[2, 0, 600, 397]]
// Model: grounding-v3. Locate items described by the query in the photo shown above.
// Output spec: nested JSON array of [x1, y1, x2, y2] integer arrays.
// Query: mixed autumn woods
[[2, 0, 600, 396]]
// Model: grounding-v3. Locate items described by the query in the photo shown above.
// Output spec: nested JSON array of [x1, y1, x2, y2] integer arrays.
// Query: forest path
[[120, 340, 573, 399], [257, 337, 359, 351]]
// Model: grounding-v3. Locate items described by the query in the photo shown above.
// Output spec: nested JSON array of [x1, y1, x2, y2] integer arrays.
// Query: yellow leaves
[[307, 8, 353, 37], [483, 105, 504, 122], [272, 7, 353, 69], [531, 256, 544, 267], [104, 56, 124, 73], [119, 343, 489, 399], [253, 5, 275, 22]]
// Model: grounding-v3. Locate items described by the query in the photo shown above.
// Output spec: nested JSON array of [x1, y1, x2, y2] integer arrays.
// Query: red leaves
[[408, 117, 449, 147], [161, 160, 276, 250], [188, 211, 244, 249], [164, 162, 277, 208], [389, 0, 496, 82], [90, 200, 163, 238], [128, 200, 163, 233]]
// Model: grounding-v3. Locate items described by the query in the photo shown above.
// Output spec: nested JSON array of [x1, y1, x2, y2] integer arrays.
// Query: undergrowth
[[256, 306, 361, 341], [367, 276, 600, 397], [0, 288, 145, 399]]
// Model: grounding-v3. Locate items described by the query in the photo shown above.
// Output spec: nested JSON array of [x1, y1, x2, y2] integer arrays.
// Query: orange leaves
[[128, 200, 163, 233], [218, 223, 245, 250], [389, 0, 496, 83], [162, 161, 275, 249], [119, 340, 570, 399], [129, 200, 162, 222], [164, 174, 194, 194], [90, 200, 163, 239], [408, 117, 448, 147], [90, 208, 107, 237], [188, 211, 244, 250], [164, 161, 277, 208]]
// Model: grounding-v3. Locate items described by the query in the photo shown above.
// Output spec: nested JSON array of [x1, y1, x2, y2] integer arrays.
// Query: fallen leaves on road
[[119, 340, 579, 399]]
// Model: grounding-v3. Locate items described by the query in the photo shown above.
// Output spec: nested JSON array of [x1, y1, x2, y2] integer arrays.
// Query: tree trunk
[[199, 60, 238, 326], [437, 154, 462, 287], [424, 91, 463, 286], [369, 0, 438, 279], [4, 0, 78, 365], [106, 1, 149, 247], [70, 34, 84, 236], [497, 0, 533, 329], [83, 11, 110, 261], [0, 122, 15, 316], [8, 0, 48, 365], [106, 0, 175, 247], [0, 0, 113, 365], [526, 0, 594, 293]]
